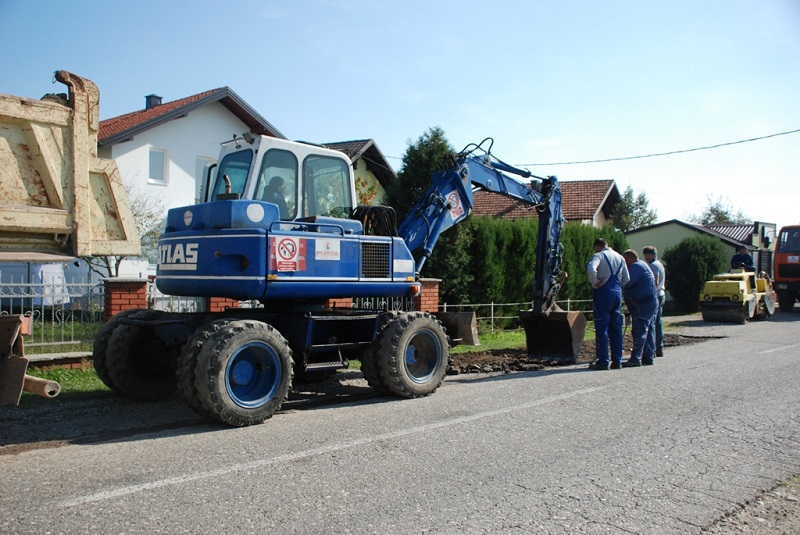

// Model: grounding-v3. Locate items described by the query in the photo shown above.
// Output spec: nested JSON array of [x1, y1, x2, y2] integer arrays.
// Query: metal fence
[[0, 278, 105, 355], [0, 277, 205, 356], [146, 281, 204, 313], [441, 299, 594, 332]]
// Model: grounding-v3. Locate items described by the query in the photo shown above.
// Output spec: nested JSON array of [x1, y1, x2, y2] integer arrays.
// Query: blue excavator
[[93, 135, 586, 426]]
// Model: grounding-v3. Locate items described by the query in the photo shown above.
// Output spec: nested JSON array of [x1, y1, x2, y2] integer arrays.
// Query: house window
[[149, 148, 167, 184]]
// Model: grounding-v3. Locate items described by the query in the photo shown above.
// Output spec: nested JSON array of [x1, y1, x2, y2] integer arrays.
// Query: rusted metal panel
[[0, 71, 140, 261]]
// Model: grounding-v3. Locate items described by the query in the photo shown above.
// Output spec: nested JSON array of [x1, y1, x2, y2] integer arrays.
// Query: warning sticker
[[447, 191, 464, 219], [270, 236, 306, 272]]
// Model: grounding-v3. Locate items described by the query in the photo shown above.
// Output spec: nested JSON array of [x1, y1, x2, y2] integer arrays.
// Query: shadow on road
[[0, 372, 379, 455]]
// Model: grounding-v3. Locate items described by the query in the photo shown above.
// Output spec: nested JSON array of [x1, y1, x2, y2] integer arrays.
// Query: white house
[[99, 88, 286, 214]]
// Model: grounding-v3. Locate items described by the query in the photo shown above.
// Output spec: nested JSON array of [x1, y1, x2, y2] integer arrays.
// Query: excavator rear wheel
[[193, 320, 294, 427], [91, 308, 147, 393], [105, 313, 179, 401], [374, 312, 449, 398]]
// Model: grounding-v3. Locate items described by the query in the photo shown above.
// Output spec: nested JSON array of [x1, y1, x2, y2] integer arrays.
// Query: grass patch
[[18, 367, 111, 407], [25, 367, 108, 393], [451, 329, 526, 353]]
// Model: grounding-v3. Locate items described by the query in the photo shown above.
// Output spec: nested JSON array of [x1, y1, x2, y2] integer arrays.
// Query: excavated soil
[[449, 332, 708, 374]]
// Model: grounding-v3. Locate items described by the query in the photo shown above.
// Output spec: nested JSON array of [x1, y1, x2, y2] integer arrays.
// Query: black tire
[[194, 320, 294, 427], [778, 292, 795, 313], [177, 319, 232, 420], [92, 309, 148, 393], [360, 311, 401, 395], [373, 312, 449, 398], [105, 312, 178, 401]]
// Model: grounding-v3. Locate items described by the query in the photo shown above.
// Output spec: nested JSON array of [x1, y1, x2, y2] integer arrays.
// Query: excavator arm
[[397, 139, 585, 361], [398, 139, 564, 314]]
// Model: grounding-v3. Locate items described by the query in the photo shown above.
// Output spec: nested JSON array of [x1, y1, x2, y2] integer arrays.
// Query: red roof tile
[[472, 179, 617, 222], [98, 87, 285, 145], [99, 89, 224, 140]]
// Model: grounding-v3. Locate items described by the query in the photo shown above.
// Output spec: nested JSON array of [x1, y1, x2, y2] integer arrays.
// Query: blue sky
[[2, 0, 798, 230]]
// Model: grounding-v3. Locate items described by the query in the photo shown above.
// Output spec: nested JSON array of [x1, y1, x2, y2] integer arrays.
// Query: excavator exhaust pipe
[[519, 308, 587, 364]]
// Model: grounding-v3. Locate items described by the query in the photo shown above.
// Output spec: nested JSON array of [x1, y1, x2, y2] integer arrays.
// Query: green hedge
[[662, 235, 728, 312], [423, 216, 628, 309]]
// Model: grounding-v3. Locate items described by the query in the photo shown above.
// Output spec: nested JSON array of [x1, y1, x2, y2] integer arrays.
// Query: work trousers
[[655, 294, 664, 354], [592, 285, 623, 365], [629, 311, 656, 363]]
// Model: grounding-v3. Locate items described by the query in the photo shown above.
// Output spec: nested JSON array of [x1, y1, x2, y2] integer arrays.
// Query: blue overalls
[[625, 261, 658, 364], [593, 253, 624, 366]]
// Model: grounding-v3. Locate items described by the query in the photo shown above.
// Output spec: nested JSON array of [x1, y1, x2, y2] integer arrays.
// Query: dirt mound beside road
[[449, 332, 709, 374]]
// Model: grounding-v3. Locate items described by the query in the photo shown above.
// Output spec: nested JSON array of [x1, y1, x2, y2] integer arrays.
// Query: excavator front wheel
[[194, 320, 294, 427], [373, 312, 449, 398]]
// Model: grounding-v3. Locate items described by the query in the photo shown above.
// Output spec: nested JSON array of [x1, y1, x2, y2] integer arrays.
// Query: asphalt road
[[1, 311, 799, 534]]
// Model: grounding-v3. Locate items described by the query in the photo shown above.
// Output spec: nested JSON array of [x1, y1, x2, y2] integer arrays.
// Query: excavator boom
[[397, 139, 586, 361]]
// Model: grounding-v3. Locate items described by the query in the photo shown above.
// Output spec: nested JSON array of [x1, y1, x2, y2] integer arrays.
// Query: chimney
[[145, 94, 163, 110]]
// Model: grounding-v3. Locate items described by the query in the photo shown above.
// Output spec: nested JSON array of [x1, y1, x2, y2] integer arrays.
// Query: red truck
[[774, 225, 800, 312]]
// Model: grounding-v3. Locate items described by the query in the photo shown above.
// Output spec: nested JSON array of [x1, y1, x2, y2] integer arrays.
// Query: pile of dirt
[[449, 332, 709, 374]]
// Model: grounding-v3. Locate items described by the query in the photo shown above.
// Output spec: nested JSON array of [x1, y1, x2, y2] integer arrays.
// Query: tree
[[385, 127, 473, 302], [610, 186, 657, 232], [81, 183, 165, 278], [689, 195, 752, 225], [661, 235, 728, 312], [385, 126, 455, 221]]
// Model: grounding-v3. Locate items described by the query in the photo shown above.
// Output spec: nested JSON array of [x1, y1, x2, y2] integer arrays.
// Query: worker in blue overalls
[[586, 238, 630, 370]]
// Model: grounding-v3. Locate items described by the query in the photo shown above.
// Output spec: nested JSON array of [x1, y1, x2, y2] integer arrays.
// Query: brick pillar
[[206, 297, 240, 313], [103, 278, 148, 321], [413, 278, 440, 313], [326, 298, 354, 309]]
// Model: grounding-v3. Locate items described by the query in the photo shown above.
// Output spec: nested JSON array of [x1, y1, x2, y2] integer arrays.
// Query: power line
[[515, 128, 800, 166]]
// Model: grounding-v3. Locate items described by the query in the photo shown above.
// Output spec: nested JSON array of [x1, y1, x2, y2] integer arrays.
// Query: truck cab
[[774, 225, 800, 311]]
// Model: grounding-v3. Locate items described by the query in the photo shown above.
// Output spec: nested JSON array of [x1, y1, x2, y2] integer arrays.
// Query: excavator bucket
[[434, 311, 480, 346], [519, 308, 587, 364]]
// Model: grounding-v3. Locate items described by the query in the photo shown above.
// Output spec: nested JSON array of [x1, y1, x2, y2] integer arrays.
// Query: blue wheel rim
[[404, 329, 441, 384], [224, 341, 282, 408]]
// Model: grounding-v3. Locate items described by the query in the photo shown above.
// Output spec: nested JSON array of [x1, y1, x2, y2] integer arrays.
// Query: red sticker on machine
[[270, 236, 306, 272], [448, 191, 464, 219]]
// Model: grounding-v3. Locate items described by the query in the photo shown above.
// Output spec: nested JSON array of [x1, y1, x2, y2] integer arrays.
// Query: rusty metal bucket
[[519, 308, 587, 364], [434, 311, 480, 346], [0, 315, 60, 406]]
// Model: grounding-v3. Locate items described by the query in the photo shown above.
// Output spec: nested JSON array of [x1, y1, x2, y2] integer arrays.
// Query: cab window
[[303, 155, 353, 218], [255, 149, 298, 220], [778, 229, 800, 253], [211, 149, 252, 200]]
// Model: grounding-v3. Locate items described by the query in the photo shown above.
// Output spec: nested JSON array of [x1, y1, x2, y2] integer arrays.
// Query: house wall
[[626, 222, 776, 291], [353, 158, 387, 205], [592, 212, 610, 227], [753, 222, 777, 251], [625, 223, 701, 258], [99, 102, 249, 210]]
